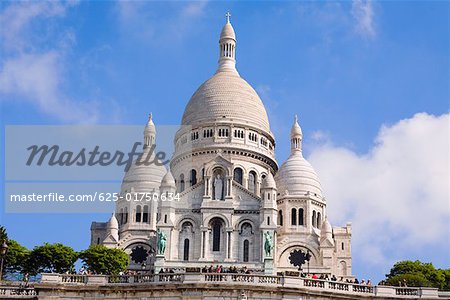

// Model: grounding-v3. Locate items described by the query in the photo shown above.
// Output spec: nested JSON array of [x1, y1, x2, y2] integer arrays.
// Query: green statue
[[157, 229, 167, 255], [264, 231, 273, 257]]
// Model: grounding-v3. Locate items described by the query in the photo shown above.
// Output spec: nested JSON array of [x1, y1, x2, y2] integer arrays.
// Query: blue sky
[[0, 1, 449, 283]]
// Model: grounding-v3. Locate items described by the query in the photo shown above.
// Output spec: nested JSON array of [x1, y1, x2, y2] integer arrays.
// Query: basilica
[[91, 16, 352, 278]]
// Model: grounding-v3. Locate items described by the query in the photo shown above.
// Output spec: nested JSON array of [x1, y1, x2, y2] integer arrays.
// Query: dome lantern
[[217, 12, 237, 73], [290, 115, 303, 154], [144, 112, 156, 149]]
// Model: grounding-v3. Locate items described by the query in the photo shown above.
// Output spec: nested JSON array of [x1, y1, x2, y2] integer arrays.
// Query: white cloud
[[351, 0, 376, 39], [307, 113, 450, 265], [0, 1, 99, 123], [0, 52, 98, 123], [0, 2, 68, 52]]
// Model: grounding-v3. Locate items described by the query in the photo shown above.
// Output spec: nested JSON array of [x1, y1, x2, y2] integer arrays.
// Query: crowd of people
[[303, 273, 372, 286], [200, 265, 253, 274], [76, 265, 377, 287]]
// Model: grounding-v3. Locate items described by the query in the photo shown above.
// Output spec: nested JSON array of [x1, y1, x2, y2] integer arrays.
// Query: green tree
[[26, 243, 78, 275], [385, 260, 446, 290], [441, 269, 450, 291], [4, 240, 30, 277], [0, 226, 7, 243], [79, 245, 128, 275]]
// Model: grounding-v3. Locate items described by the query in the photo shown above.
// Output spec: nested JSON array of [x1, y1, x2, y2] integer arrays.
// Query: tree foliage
[[385, 260, 449, 290], [4, 240, 30, 276], [26, 243, 78, 275], [79, 245, 128, 275], [0, 226, 7, 244]]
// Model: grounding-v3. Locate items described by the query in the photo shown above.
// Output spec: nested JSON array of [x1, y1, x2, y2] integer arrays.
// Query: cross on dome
[[225, 12, 231, 23]]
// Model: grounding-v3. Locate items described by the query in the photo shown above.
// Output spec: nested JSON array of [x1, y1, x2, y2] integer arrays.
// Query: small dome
[[121, 150, 167, 194], [321, 218, 332, 234], [107, 213, 119, 229], [290, 115, 302, 138], [275, 152, 323, 198], [145, 113, 156, 134], [220, 22, 236, 41], [262, 172, 276, 189], [182, 71, 271, 133], [161, 169, 176, 188]]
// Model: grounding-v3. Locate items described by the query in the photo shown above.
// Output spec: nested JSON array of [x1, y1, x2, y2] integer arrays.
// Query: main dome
[[181, 19, 271, 134], [181, 71, 271, 132]]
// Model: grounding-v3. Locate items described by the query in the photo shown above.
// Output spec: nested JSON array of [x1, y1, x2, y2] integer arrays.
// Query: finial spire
[[149, 112, 153, 121], [294, 114, 298, 124], [225, 12, 231, 23]]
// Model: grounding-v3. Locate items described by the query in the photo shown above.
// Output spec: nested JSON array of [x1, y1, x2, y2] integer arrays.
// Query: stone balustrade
[[0, 286, 37, 298], [6, 273, 448, 299]]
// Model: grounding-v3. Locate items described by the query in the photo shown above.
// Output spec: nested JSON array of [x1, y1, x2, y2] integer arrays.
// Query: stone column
[[200, 227, 209, 260], [256, 181, 261, 197], [224, 176, 233, 199], [225, 229, 234, 261], [204, 176, 211, 196], [200, 229, 206, 259]]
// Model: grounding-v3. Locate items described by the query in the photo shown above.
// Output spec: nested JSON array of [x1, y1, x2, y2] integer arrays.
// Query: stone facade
[[91, 17, 352, 277]]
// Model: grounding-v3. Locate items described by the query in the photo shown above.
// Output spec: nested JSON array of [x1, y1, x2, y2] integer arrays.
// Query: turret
[[103, 213, 119, 248], [217, 12, 237, 73], [260, 171, 278, 229], [144, 113, 156, 149], [290, 115, 303, 154]]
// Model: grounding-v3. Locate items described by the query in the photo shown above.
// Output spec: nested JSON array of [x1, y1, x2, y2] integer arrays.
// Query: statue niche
[[212, 168, 225, 200]]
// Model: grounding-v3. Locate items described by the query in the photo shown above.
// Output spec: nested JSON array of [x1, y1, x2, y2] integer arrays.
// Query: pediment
[[233, 182, 260, 203], [103, 234, 118, 244], [203, 154, 233, 175], [179, 182, 205, 206]]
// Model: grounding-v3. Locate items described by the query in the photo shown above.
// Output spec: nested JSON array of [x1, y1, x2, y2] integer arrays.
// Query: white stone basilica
[[91, 16, 352, 278]]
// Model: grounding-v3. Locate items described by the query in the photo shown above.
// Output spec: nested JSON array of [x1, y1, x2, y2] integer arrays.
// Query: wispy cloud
[[351, 0, 376, 39], [308, 113, 450, 266], [0, 2, 104, 123]]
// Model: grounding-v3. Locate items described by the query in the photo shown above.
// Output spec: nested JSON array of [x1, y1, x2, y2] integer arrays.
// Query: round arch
[[203, 214, 230, 228], [175, 215, 200, 230]]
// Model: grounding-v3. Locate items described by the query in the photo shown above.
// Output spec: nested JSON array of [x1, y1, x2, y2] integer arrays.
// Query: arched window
[[120, 208, 124, 225], [190, 169, 197, 186], [312, 210, 317, 228], [243, 240, 249, 262], [164, 214, 168, 224], [124, 207, 128, 224], [248, 171, 256, 193], [183, 239, 190, 261], [298, 208, 304, 225], [180, 174, 185, 192], [212, 219, 222, 251], [291, 208, 297, 225], [341, 242, 345, 250], [233, 168, 243, 185], [136, 205, 141, 222], [267, 216, 270, 225], [202, 168, 205, 180], [278, 210, 283, 226], [143, 205, 149, 223], [317, 212, 321, 228]]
